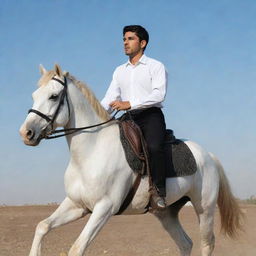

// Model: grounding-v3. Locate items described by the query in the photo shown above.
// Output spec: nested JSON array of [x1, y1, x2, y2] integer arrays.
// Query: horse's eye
[[49, 94, 59, 101]]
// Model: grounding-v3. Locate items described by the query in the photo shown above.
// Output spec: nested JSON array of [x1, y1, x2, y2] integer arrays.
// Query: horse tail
[[209, 153, 244, 238]]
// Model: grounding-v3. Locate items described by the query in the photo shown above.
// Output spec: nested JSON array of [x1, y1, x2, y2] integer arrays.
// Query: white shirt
[[101, 54, 168, 112]]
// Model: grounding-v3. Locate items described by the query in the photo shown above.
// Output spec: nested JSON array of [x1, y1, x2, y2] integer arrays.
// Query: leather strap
[[28, 109, 52, 122], [116, 173, 142, 215], [28, 77, 68, 125]]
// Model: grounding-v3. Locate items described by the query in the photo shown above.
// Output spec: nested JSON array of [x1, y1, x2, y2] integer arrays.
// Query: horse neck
[[65, 82, 104, 157]]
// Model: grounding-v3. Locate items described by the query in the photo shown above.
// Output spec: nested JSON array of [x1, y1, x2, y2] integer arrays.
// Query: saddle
[[120, 120, 145, 161], [116, 116, 197, 214], [119, 119, 148, 175], [119, 118, 197, 178]]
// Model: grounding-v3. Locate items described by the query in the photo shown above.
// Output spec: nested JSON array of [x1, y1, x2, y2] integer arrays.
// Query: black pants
[[128, 107, 166, 197]]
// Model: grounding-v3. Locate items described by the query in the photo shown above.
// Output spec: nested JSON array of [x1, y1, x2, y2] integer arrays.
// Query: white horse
[[20, 64, 243, 256]]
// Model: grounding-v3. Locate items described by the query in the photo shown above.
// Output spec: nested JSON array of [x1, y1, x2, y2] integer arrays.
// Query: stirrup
[[151, 194, 166, 209], [149, 185, 166, 210]]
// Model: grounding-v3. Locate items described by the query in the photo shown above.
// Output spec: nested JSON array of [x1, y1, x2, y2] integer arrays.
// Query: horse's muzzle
[[19, 126, 44, 146]]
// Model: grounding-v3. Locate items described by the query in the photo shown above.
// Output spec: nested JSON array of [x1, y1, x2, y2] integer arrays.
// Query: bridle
[[28, 76, 118, 140], [29, 77, 70, 128]]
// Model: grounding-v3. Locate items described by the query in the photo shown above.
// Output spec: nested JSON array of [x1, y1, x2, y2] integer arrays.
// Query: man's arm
[[101, 69, 121, 113]]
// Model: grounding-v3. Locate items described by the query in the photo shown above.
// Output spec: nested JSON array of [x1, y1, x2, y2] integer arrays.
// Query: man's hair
[[123, 25, 149, 51]]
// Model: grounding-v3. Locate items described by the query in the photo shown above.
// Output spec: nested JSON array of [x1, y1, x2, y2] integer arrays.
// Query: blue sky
[[0, 0, 255, 204]]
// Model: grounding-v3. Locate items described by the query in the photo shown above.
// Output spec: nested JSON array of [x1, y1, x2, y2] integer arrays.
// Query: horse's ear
[[39, 64, 47, 75], [54, 64, 63, 77]]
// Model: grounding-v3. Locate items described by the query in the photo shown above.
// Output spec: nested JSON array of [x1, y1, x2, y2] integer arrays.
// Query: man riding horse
[[101, 25, 168, 209]]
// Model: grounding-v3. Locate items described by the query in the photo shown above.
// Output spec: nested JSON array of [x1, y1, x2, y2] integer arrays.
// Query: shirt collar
[[126, 54, 148, 67]]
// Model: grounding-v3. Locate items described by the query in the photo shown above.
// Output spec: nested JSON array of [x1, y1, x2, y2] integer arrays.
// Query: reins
[[28, 76, 119, 140], [45, 110, 119, 139]]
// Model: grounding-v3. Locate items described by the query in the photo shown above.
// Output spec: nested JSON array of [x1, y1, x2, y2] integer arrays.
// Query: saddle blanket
[[119, 124, 197, 178], [164, 137, 197, 177]]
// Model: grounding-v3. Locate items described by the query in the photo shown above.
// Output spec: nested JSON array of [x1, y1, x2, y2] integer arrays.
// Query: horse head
[[19, 64, 71, 146]]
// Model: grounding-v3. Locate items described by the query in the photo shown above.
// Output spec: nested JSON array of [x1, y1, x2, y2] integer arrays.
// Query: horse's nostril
[[26, 129, 35, 140]]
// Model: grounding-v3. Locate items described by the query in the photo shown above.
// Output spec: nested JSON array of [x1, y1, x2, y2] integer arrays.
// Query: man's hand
[[110, 101, 131, 110]]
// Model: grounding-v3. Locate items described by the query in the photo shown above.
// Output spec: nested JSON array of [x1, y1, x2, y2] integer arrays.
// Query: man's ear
[[140, 40, 147, 50]]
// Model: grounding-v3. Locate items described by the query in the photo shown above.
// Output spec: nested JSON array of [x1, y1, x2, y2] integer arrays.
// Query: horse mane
[[38, 70, 110, 121], [67, 74, 110, 121]]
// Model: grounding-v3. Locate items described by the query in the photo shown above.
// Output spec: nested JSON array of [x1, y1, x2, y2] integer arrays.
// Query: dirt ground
[[0, 204, 255, 256]]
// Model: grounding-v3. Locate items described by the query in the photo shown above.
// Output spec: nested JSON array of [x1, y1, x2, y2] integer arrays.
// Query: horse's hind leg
[[199, 209, 215, 256], [29, 197, 88, 256], [192, 200, 216, 256], [154, 197, 193, 256]]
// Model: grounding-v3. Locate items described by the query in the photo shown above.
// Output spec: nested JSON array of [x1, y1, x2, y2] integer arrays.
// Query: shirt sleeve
[[129, 62, 168, 109], [101, 69, 121, 113]]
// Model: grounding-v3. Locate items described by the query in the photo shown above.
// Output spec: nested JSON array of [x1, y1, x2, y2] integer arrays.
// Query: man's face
[[123, 31, 146, 57]]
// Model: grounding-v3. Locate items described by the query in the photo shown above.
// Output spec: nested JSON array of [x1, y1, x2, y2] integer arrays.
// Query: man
[[101, 25, 167, 209]]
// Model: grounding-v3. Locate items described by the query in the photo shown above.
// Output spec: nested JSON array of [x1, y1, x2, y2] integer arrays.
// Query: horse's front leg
[[68, 198, 113, 256], [29, 197, 89, 256]]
